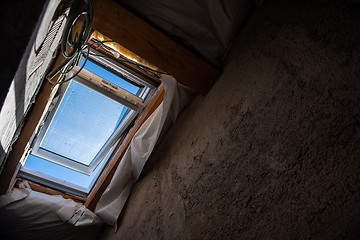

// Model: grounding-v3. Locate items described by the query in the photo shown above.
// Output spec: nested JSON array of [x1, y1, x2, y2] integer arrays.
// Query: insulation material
[[95, 75, 196, 228], [0, 0, 66, 173], [0, 182, 104, 240], [117, 0, 262, 66], [90, 31, 160, 72]]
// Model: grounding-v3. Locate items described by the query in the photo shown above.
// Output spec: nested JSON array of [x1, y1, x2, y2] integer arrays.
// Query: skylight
[[40, 80, 126, 165], [18, 49, 157, 196]]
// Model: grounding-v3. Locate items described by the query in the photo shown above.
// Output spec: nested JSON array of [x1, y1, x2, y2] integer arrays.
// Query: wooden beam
[[16, 178, 87, 203], [87, 37, 162, 84], [91, 0, 221, 95], [85, 85, 165, 210]]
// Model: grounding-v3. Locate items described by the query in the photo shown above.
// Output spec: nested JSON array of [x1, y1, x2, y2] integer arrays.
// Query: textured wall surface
[[0, 0, 66, 173], [1, 1, 46, 110], [101, 0, 360, 239], [0, 1, 47, 170]]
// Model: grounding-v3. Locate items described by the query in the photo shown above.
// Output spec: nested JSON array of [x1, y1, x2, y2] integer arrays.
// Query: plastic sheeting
[[117, 0, 262, 66], [0, 182, 104, 240], [95, 75, 196, 228]]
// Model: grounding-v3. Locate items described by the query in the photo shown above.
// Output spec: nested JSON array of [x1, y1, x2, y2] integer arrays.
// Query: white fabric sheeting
[[0, 182, 104, 240], [95, 75, 196, 228], [117, 0, 261, 66]]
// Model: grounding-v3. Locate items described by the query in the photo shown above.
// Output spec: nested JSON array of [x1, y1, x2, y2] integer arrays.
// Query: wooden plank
[[87, 37, 162, 84], [90, 31, 163, 78], [91, 0, 221, 95], [85, 85, 165, 210], [16, 178, 87, 203]]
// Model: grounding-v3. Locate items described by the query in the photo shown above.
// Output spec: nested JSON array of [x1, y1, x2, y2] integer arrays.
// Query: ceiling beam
[[91, 0, 221, 95]]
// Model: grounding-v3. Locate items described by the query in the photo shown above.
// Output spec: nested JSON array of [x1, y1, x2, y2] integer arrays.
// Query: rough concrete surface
[[100, 0, 360, 239]]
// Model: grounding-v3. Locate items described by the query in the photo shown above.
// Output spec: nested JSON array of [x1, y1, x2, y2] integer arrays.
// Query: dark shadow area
[[0, 143, 6, 173], [0, 1, 47, 111]]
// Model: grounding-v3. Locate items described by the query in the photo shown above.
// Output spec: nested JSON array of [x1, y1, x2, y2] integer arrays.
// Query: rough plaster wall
[[0, 0, 65, 171], [1, 1, 46, 110], [102, 0, 360, 239], [0, 1, 46, 165]]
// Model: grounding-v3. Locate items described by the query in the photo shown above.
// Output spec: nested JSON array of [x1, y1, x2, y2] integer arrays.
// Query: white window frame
[[18, 49, 158, 196]]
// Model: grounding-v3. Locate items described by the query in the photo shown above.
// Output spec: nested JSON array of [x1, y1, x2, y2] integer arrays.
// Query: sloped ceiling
[[1, 0, 47, 110]]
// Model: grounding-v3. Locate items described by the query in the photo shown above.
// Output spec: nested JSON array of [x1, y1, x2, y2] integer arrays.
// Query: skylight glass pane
[[81, 58, 140, 95], [40, 80, 127, 165], [24, 154, 105, 189]]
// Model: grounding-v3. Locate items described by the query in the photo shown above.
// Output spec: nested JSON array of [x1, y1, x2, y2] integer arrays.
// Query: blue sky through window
[[24, 154, 105, 189], [23, 58, 139, 191], [40, 80, 125, 165]]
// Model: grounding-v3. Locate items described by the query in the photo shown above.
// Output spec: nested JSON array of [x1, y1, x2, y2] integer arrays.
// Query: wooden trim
[[16, 178, 87, 203], [87, 38, 161, 85], [85, 84, 165, 210], [91, 0, 221, 95]]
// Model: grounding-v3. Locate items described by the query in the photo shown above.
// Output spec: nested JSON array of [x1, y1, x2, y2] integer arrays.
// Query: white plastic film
[[0, 182, 104, 240], [95, 75, 195, 228]]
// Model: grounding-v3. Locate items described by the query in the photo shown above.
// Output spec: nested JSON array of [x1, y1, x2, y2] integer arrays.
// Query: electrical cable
[[56, 44, 90, 84], [47, 0, 93, 82], [47, 0, 167, 85], [61, 9, 90, 59], [84, 40, 168, 76]]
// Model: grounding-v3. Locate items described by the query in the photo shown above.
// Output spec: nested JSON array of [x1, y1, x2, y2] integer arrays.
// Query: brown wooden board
[[16, 178, 87, 203], [91, 0, 221, 95]]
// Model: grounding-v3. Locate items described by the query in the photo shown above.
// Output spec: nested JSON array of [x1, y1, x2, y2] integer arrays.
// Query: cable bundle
[[47, 0, 167, 85], [47, 0, 93, 84]]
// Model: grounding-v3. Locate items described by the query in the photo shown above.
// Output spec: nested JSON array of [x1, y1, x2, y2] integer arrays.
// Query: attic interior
[[1, 0, 360, 239]]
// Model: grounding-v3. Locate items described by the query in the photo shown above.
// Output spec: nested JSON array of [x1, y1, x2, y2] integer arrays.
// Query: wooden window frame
[[0, 37, 164, 208]]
